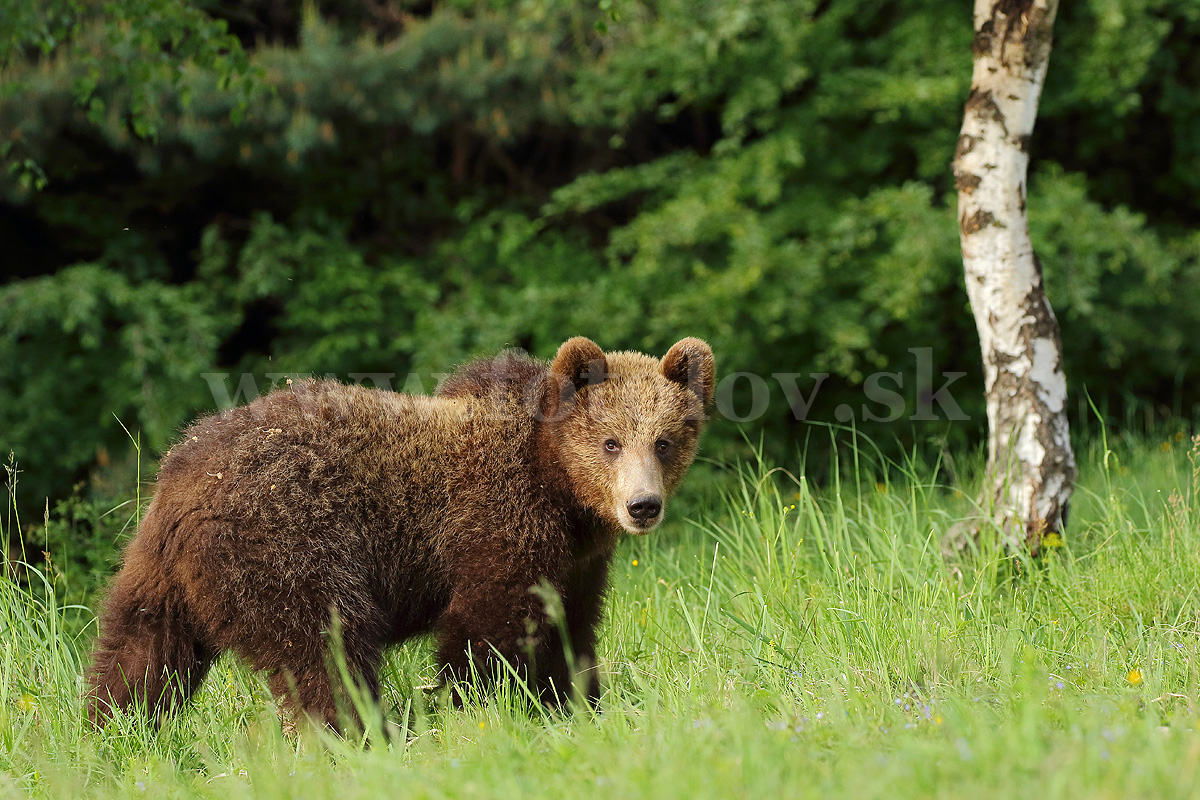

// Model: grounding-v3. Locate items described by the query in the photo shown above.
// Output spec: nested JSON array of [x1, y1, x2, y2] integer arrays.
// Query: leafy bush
[[1, 0, 1198, 523]]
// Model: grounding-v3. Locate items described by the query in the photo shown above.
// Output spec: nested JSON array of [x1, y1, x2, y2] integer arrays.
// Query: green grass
[[4, 431, 1200, 798]]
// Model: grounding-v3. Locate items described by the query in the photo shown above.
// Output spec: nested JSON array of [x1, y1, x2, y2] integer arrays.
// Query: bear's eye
[[604, 439, 621, 453], [655, 439, 671, 456]]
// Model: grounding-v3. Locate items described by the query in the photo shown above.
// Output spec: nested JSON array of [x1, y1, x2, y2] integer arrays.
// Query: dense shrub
[[2, 0, 1198, 523]]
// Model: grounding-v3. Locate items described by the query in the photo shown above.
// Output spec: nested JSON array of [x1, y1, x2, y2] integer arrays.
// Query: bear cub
[[88, 336, 715, 730]]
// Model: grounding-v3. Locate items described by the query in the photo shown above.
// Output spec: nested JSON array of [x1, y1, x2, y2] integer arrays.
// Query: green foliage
[[0, 266, 232, 510], [1, 0, 1198, 515], [4, 437, 1200, 796], [37, 489, 139, 612], [1, 0, 260, 192], [1031, 166, 1200, 406], [199, 212, 440, 375], [1043, 0, 1200, 214]]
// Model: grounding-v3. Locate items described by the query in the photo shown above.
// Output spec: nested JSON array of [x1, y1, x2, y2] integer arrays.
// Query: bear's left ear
[[662, 338, 715, 408]]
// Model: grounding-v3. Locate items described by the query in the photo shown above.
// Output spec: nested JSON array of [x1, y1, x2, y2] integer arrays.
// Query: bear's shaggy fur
[[87, 336, 715, 729]]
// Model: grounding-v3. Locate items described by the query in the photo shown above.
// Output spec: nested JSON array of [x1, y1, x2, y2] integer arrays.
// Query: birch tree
[[948, 0, 1076, 554]]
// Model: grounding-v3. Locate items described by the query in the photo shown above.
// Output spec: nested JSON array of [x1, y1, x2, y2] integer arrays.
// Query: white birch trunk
[[950, 0, 1076, 553]]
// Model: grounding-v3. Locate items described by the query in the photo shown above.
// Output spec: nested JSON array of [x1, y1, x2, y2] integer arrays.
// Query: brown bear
[[87, 336, 715, 730]]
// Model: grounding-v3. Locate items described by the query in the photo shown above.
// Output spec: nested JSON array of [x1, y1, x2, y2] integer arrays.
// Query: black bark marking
[[955, 134, 978, 160], [975, 1, 1035, 59], [1023, 257, 1054, 326], [994, 0, 1035, 20], [981, 0, 1055, 70], [964, 88, 1008, 136], [1022, 3, 1056, 68], [961, 209, 996, 235], [991, 0, 1035, 65], [972, 20, 996, 55], [955, 171, 982, 194]]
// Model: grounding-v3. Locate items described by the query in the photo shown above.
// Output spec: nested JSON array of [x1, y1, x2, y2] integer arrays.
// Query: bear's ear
[[550, 336, 608, 393], [661, 338, 715, 407]]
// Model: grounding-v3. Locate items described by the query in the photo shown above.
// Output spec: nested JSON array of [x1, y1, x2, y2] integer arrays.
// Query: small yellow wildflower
[[478, 721, 486, 730], [875, 482, 887, 494], [934, 715, 943, 725], [1042, 532, 1064, 548], [16, 693, 36, 712], [1161, 441, 1172, 453], [632, 559, 638, 567], [1127, 668, 1143, 686]]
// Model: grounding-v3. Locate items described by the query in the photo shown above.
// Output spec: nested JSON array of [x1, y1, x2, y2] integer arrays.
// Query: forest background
[[2, 0, 1198, 596]]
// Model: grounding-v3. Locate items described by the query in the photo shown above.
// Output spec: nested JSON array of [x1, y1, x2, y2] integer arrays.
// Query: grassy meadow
[[3, 430, 1200, 799]]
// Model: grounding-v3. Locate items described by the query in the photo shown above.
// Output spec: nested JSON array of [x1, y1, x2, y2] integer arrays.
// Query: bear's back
[[160, 379, 538, 539]]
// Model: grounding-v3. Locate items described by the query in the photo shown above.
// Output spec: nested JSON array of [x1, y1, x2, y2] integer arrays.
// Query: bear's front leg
[[434, 571, 572, 706], [559, 552, 614, 707]]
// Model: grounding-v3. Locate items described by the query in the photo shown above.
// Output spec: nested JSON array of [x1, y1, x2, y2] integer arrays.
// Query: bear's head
[[545, 336, 715, 534]]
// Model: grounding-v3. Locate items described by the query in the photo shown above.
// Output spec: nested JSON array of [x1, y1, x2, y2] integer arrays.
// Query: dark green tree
[[1, 0, 1197, 555]]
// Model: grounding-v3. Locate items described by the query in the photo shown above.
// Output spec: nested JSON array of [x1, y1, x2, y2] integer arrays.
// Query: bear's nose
[[626, 495, 662, 521]]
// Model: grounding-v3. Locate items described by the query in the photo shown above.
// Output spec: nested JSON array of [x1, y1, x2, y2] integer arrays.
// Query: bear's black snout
[[627, 495, 662, 521]]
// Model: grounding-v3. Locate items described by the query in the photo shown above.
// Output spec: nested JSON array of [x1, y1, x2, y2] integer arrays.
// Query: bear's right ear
[[550, 336, 608, 393], [540, 337, 607, 421]]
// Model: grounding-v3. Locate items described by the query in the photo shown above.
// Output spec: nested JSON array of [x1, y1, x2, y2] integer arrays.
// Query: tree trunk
[[947, 0, 1076, 555]]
